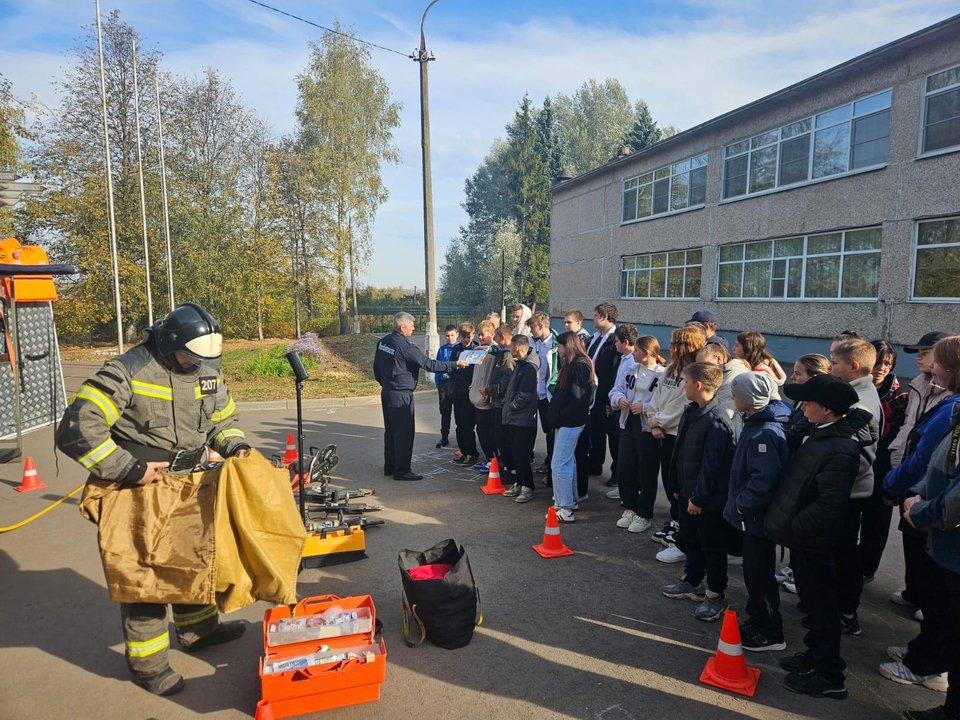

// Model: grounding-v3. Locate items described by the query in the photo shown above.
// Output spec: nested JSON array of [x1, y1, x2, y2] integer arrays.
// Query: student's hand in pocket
[[687, 500, 702, 516]]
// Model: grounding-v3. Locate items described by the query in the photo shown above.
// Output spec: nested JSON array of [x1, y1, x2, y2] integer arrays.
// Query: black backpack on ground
[[399, 539, 482, 649]]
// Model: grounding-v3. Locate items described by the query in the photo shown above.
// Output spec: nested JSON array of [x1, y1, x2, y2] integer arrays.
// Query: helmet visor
[[184, 332, 223, 361]]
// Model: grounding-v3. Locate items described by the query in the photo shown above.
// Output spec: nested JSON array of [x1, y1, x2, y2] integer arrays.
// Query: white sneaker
[[783, 579, 797, 594], [556, 508, 575, 523], [727, 555, 743, 566], [878, 662, 948, 692], [887, 646, 908, 662], [605, 487, 620, 500], [617, 510, 637, 528], [775, 566, 793, 584], [628, 516, 652, 534], [515, 487, 534, 503], [890, 590, 918, 607], [656, 544, 686, 564], [503, 483, 520, 498]]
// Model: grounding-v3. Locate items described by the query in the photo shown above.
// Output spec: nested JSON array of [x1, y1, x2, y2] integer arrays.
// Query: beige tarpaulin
[[80, 449, 305, 611]]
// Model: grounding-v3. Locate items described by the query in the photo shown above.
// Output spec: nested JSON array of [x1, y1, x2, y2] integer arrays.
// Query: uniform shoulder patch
[[198, 376, 219, 395]]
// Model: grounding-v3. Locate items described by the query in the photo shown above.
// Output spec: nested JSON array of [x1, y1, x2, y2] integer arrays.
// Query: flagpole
[[155, 78, 175, 310], [131, 37, 154, 326], [95, 0, 124, 354]]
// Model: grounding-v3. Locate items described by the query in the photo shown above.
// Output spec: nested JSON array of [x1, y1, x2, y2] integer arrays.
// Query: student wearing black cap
[[763, 374, 871, 700], [686, 310, 728, 350]]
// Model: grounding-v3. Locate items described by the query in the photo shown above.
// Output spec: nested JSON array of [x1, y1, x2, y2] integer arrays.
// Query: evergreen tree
[[621, 99, 663, 153], [536, 96, 565, 180]]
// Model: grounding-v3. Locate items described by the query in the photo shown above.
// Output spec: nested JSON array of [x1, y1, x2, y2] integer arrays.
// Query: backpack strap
[[400, 589, 426, 648], [475, 586, 483, 627]]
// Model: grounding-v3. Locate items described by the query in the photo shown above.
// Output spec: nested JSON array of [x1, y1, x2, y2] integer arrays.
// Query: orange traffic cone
[[533, 506, 574, 558], [206, 448, 224, 463], [254, 699, 275, 720], [14, 457, 46, 493], [281, 433, 298, 464], [480, 457, 505, 495], [700, 609, 760, 697]]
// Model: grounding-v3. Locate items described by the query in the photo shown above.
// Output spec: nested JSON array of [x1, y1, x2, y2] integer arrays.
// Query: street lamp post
[[413, 1, 440, 361]]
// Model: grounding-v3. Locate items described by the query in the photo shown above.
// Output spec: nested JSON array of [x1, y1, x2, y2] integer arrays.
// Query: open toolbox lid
[[263, 594, 377, 658]]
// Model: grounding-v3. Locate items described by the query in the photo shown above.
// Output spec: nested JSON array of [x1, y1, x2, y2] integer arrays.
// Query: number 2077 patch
[[199, 376, 219, 395]]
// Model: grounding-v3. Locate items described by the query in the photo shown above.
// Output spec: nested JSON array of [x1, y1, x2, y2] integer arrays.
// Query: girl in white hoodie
[[648, 326, 707, 537]]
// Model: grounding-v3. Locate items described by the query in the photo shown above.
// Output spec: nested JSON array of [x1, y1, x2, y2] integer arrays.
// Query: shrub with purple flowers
[[286, 332, 327, 362]]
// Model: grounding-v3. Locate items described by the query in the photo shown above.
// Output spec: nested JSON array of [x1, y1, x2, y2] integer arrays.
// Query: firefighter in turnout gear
[[56, 303, 249, 696]]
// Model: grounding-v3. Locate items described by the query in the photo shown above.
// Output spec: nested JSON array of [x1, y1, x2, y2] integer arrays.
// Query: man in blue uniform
[[375, 312, 466, 481]]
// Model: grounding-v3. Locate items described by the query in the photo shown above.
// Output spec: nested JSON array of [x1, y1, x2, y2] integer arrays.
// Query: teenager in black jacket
[[547, 331, 595, 522], [763, 374, 868, 701], [586, 302, 621, 484]]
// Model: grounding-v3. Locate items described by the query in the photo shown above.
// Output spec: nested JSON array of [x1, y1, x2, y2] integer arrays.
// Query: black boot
[[133, 668, 185, 696], [183, 621, 245, 653]]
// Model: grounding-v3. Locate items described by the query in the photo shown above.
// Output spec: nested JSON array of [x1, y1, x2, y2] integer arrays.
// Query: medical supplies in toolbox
[[260, 594, 386, 717]]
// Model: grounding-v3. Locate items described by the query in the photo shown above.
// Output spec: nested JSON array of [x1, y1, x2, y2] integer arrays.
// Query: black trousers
[[678, 501, 728, 595], [905, 547, 951, 676], [453, 394, 478, 456], [382, 391, 415, 476], [833, 498, 866, 616], [792, 547, 845, 684], [616, 418, 644, 513], [493, 410, 512, 473], [902, 528, 926, 604], [476, 408, 497, 461], [575, 423, 590, 498], [742, 533, 782, 635], [587, 403, 619, 477], [660, 434, 679, 522], [437, 381, 454, 439], [859, 475, 894, 578], [909, 559, 960, 714], [510, 425, 537, 490], [538, 398, 554, 482]]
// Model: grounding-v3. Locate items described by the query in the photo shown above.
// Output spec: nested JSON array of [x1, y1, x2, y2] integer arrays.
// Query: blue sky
[[1, 0, 958, 288]]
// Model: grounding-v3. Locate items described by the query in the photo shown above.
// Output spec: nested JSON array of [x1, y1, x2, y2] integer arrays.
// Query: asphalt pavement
[[0, 396, 938, 720]]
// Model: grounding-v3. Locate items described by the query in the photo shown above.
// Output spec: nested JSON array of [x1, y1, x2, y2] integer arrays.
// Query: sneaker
[[605, 487, 621, 500], [891, 590, 919, 607], [656, 544, 686, 564], [841, 613, 862, 636], [435, 437, 449, 449], [661, 580, 706, 600], [503, 483, 521, 498], [463, 455, 479, 466], [779, 651, 815, 673], [515, 487, 534, 503], [879, 662, 949, 692], [916, 609, 924, 622], [727, 555, 743, 566], [653, 521, 678, 547], [532, 462, 549, 474], [617, 510, 638, 529], [605, 476, 619, 487], [902, 707, 960, 720], [775, 566, 794, 585], [783, 579, 798, 594], [473, 461, 490, 472], [628, 516, 652, 534], [741, 625, 787, 652], [888, 646, 908, 662], [694, 592, 729, 622], [452, 454, 467, 464], [784, 669, 848, 699], [556, 508, 575, 523]]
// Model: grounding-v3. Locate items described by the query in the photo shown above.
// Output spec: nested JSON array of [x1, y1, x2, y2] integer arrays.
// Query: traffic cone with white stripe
[[700, 609, 760, 697], [480, 457, 505, 495], [15, 456, 46, 493], [281, 433, 298, 464], [533, 506, 574, 558]]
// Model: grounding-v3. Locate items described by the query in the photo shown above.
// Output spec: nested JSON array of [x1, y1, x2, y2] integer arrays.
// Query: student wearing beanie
[[725, 372, 791, 651]]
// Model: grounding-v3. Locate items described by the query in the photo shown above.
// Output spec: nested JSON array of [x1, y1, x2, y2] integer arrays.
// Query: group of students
[[435, 304, 960, 717]]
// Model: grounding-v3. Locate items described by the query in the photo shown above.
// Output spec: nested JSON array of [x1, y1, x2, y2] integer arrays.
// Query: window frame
[[620, 153, 708, 225], [909, 216, 960, 303], [619, 247, 703, 301], [714, 227, 882, 303], [720, 89, 892, 202], [917, 63, 960, 160]]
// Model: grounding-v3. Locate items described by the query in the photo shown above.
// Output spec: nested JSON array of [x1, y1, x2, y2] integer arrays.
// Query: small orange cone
[[281, 433, 298, 464], [453, 450, 462, 458], [254, 699, 275, 720], [533, 506, 574, 558], [480, 457, 505, 495], [206, 448, 224, 463], [15, 457, 46, 493], [700, 609, 760, 697]]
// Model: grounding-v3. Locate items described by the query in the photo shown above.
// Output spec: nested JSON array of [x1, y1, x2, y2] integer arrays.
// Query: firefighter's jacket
[[56, 341, 247, 480]]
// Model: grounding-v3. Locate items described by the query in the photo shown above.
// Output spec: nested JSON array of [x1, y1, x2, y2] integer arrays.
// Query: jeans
[[509, 425, 537, 490], [678, 501, 728, 595], [552, 425, 584, 510], [792, 548, 845, 685], [742, 533, 782, 635]]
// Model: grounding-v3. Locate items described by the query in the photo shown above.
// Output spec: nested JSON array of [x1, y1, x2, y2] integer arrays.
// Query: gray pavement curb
[[235, 389, 435, 412]]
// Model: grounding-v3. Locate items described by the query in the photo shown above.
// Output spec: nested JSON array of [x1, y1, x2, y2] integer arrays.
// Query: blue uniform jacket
[[724, 400, 791, 537], [373, 331, 457, 404], [435, 343, 455, 384], [884, 394, 960, 498]]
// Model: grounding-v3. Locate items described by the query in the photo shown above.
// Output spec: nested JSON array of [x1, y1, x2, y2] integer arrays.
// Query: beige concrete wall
[[550, 29, 960, 347]]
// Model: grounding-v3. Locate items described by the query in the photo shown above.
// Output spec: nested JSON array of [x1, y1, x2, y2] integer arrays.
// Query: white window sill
[[718, 163, 887, 206], [620, 203, 705, 227], [916, 145, 960, 161], [908, 297, 960, 303], [714, 297, 879, 303]]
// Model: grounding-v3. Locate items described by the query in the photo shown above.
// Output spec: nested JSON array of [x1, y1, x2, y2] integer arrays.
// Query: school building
[[549, 14, 960, 369]]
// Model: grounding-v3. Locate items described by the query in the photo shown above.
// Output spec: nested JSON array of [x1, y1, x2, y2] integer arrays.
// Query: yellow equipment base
[[300, 525, 367, 569]]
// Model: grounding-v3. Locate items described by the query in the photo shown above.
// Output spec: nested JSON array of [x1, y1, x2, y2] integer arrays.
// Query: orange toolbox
[[260, 594, 387, 717]]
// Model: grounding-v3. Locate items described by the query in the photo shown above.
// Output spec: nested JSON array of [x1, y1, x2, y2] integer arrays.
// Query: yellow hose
[[0, 483, 85, 533]]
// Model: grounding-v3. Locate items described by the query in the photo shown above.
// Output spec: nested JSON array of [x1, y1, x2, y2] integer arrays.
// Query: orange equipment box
[[261, 594, 386, 718]]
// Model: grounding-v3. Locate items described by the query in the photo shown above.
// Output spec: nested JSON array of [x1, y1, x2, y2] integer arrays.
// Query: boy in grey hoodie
[[830, 339, 881, 635]]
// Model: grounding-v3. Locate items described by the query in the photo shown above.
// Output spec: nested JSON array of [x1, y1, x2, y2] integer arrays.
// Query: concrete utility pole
[[414, 0, 439, 360], [155, 79, 174, 311], [131, 38, 154, 326]]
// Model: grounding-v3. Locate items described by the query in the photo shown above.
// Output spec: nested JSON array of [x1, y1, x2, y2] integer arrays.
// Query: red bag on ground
[[407, 563, 453, 581]]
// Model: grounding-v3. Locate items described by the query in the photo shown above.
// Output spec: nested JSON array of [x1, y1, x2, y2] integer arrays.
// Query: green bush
[[240, 344, 317, 379]]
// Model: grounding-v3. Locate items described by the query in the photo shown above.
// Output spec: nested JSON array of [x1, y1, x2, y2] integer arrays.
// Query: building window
[[622, 154, 708, 222], [722, 90, 891, 200], [717, 227, 881, 300], [913, 217, 960, 300], [620, 248, 702, 299], [921, 64, 960, 156]]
